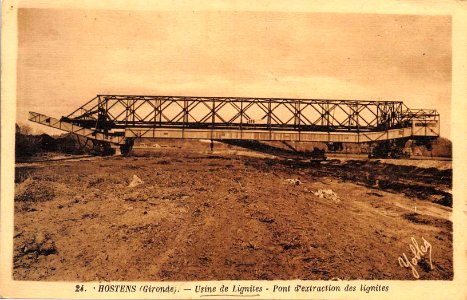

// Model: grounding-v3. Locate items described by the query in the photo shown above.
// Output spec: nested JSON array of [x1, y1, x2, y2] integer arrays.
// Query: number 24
[[75, 285, 85, 292]]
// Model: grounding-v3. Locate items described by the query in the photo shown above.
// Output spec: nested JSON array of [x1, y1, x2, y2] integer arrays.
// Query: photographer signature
[[398, 237, 433, 279]]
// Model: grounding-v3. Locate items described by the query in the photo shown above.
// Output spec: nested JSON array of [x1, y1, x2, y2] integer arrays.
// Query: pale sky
[[17, 9, 451, 138]]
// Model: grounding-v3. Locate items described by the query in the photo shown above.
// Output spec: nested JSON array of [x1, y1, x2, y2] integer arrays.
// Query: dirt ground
[[13, 142, 453, 281]]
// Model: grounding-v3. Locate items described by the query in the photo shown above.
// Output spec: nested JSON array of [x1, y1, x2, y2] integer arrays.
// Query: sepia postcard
[[1, 0, 466, 299]]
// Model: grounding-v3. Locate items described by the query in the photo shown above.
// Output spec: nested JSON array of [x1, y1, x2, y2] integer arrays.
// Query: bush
[[15, 134, 41, 158]]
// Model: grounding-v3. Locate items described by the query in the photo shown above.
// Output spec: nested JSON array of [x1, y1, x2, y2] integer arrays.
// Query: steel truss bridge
[[29, 95, 440, 157]]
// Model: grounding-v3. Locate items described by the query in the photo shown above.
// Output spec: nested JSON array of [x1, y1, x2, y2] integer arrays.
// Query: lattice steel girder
[[62, 95, 439, 134], [124, 126, 430, 143], [29, 112, 126, 144]]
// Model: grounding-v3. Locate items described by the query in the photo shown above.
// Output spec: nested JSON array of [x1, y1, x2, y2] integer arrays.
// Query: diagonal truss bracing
[[61, 95, 439, 134], [28, 95, 440, 146]]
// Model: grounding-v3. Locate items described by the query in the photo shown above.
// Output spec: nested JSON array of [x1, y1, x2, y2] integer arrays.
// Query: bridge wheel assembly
[[91, 140, 115, 156], [119, 138, 135, 156], [369, 139, 411, 159], [75, 134, 92, 153]]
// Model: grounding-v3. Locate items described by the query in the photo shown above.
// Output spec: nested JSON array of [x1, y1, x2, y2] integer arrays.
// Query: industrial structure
[[29, 95, 440, 157]]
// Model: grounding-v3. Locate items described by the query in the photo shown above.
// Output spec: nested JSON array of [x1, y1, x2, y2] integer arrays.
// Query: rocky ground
[[13, 142, 452, 281]]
